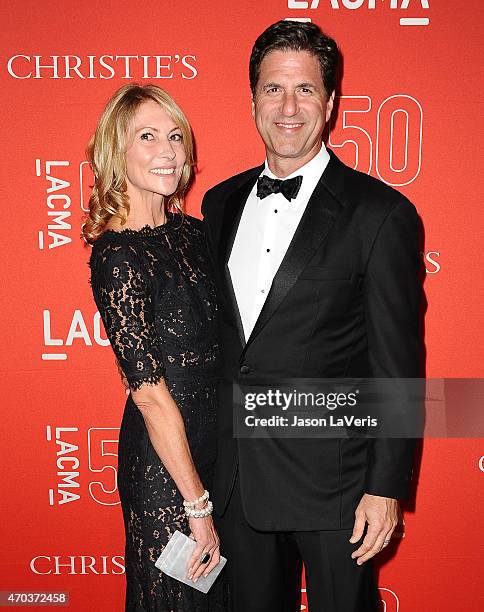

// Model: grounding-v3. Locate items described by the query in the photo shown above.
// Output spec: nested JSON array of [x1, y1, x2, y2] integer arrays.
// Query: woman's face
[[125, 99, 186, 201]]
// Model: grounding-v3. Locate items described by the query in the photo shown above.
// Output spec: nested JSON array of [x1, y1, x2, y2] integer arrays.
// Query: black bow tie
[[256, 174, 303, 202]]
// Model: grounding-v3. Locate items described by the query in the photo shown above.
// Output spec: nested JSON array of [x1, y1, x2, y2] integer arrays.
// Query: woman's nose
[[156, 140, 176, 160]]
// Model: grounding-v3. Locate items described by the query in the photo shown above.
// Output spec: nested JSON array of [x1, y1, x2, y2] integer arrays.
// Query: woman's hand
[[186, 515, 221, 582], [129, 381, 220, 582]]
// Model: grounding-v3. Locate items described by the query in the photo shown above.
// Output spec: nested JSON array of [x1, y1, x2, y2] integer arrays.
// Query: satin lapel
[[218, 170, 261, 270], [242, 153, 345, 355], [217, 165, 263, 346]]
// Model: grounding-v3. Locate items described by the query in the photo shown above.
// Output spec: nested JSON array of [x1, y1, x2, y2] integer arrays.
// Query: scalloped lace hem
[[128, 372, 165, 391]]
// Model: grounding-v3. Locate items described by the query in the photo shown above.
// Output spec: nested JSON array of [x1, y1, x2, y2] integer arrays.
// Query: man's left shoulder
[[331, 151, 416, 216]]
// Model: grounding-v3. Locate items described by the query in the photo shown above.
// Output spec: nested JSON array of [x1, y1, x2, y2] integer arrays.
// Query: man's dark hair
[[249, 20, 339, 97]]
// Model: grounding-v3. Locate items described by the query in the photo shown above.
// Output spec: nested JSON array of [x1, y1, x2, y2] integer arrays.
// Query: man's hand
[[349, 493, 399, 565]]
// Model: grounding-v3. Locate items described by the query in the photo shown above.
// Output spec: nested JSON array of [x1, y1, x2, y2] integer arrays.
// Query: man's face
[[252, 50, 334, 176]]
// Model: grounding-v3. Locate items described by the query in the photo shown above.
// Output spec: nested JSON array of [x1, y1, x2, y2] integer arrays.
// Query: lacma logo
[[42, 309, 109, 361], [288, 0, 430, 26], [379, 587, 400, 611], [45, 425, 120, 507]]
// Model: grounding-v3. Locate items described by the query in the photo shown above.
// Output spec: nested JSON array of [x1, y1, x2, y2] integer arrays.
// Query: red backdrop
[[1, 1, 483, 610]]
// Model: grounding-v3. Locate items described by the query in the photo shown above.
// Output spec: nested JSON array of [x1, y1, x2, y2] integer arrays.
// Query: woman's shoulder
[[90, 229, 136, 254], [173, 212, 204, 238], [181, 213, 203, 228], [167, 211, 201, 226], [89, 230, 144, 274]]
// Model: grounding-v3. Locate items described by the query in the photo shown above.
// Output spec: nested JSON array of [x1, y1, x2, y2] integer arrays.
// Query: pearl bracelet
[[183, 489, 209, 509], [185, 500, 213, 519]]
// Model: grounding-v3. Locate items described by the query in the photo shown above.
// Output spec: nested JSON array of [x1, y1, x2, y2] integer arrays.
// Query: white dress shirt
[[228, 144, 331, 341]]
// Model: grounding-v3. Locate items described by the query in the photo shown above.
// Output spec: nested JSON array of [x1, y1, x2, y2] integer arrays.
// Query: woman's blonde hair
[[82, 84, 195, 244]]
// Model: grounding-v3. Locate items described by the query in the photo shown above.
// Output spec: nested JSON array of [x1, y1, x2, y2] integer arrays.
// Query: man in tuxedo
[[202, 19, 422, 612]]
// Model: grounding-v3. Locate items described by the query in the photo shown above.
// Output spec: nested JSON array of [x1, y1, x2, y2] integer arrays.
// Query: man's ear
[[251, 97, 255, 119], [326, 91, 335, 123]]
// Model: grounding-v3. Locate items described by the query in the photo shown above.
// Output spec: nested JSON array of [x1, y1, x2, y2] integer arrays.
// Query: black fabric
[[216, 473, 302, 612], [216, 473, 380, 612], [256, 174, 303, 201], [202, 149, 424, 530], [90, 214, 227, 611], [293, 529, 380, 612]]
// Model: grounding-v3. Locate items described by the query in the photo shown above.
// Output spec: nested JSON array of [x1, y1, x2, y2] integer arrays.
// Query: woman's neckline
[[103, 212, 176, 237]]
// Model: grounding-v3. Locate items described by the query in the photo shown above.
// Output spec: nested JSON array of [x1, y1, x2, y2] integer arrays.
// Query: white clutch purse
[[155, 530, 227, 594]]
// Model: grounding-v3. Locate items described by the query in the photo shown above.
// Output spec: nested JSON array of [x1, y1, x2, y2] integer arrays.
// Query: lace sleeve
[[90, 242, 165, 391]]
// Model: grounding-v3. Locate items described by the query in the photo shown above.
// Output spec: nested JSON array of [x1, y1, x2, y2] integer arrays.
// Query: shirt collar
[[261, 144, 330, 205]]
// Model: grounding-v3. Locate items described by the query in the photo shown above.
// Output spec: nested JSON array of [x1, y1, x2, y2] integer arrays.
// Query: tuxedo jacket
[[201, 149, 423, 531]]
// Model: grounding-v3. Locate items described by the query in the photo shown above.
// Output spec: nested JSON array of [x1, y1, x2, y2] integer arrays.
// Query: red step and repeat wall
[[1, 1, 483, 610]]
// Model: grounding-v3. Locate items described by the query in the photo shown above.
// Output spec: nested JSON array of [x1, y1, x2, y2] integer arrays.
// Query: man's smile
[[274, 122, 304, 130]]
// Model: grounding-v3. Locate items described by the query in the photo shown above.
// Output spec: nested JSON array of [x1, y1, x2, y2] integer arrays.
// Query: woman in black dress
[[84, 84, 226, 611]]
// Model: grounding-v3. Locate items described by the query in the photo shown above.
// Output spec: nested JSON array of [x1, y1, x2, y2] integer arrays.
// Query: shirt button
[[261, 289, 265, 294], [274, 209, 278, 213], [266, 249, 271, 253], [240, 365, 250, 375]]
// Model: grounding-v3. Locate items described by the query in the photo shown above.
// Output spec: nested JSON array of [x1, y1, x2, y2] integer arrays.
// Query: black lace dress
[[89, 214, 227, 612]]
